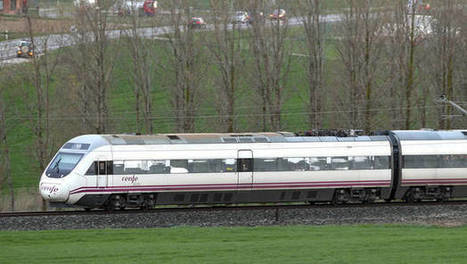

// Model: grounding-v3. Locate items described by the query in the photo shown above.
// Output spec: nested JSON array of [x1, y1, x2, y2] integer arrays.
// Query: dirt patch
[[427, 220, 467, 227], [0, 17, 74, 33]]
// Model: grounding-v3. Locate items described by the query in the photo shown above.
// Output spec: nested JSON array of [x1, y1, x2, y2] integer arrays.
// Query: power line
[[4, 105, 448, 122]]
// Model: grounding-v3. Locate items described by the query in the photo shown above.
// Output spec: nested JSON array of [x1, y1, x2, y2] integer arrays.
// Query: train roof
[[98, 132, 389, 145], [62, 130, 466, 151], [390, 130, 467, 140]]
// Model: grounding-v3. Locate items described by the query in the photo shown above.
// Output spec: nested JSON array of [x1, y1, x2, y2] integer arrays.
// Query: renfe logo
[[41, 185, 59, 194], [122, 175, 139, 184]]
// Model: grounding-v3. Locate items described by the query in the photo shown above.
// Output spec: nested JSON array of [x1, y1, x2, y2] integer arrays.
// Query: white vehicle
[[232, 11, 250, 24], [39, 130, 467, 210], [73, 0, 96, 8]]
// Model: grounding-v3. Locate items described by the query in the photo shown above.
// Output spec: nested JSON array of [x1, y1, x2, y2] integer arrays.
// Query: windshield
[[45, 152, 83, 178], [19, 41, 30, 47]]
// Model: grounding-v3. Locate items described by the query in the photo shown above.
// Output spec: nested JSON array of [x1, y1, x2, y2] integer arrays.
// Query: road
[[0, 14, 342, 65]]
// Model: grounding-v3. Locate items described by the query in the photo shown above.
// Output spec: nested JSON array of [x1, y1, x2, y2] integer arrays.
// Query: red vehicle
[[189, 17, 207, 29], [143, 0, 157, 16]]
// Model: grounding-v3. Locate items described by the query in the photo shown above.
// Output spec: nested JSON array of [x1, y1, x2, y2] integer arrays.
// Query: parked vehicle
[[143, 0, 157, 16], [73, 0, 96, 8], [16, 40, 34, 58], [232, 11, 250, 24], [189, 17, 207, 29], [269, 9, 286, 20]]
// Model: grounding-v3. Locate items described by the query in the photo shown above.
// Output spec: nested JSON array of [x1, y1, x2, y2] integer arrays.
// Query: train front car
[[392, 130, 467, 202], [39, 135, 109, 208]]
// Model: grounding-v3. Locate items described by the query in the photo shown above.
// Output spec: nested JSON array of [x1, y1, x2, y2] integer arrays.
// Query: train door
[[237, 150, 253, 189], [96, 159, 110, 188]]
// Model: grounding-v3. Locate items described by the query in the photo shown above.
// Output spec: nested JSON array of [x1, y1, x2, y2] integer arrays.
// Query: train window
[[238, 158, 253, 172], [113, 161, 124, 174], [209, 159, 224, 173], [189, 160, 210, 173], [403, 155, 438, 168], [331, 157, 350, 170], [149, 160, 170, 174], [122, 160, 147, 174], [168, 159, 238, 173], [85, 161, 97, 175], [405, 155, 467, 169], [170, 160, 189, 174], [440, 155, 467, 168], [46, 152, 84, 178], [106, 161, 113, 175], [404, 156, 419, 168], [352, 156, 372, 170], [223, 159, 236, 172], [309, 157, 327, 171], [424, 155, 439, 168], [254, 158, 276, 172], [276, 158, 290, 171], [374, 156, 390, 169], [98, 161, 107, 175], [283, 157, 309, 171]]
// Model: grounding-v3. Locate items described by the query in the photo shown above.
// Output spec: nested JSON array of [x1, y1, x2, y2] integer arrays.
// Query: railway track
[[2, 200, 467, 218]]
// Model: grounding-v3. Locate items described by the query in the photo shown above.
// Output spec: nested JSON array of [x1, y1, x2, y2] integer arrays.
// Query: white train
[[39, 130, 467, 210]]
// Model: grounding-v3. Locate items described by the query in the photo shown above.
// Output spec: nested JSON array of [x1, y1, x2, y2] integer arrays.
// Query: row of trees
[[0, 0, 466, 210]]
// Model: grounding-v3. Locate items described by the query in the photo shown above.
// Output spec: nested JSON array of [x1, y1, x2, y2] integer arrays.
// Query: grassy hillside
[[1, 225, 467, 263]]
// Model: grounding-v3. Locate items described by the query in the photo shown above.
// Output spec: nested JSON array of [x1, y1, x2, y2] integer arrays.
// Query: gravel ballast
[[2, 203, 467, 231]]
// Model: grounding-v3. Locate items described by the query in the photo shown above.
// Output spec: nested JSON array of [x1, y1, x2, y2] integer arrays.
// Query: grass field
[[0, 225, 467, 263]]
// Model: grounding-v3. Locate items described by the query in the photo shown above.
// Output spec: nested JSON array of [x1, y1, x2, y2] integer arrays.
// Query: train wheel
[[106, 194, 127, 211], [405, 188, 422, 203], [141, 199, 154, 210], [332, 189, 350, 204]]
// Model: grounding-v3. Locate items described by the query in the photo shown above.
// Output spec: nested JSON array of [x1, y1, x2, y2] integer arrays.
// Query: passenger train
[[39, 130, 467, 210]]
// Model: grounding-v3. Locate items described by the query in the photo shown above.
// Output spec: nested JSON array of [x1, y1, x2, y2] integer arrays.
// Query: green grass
[[1, 225, 467, 263]]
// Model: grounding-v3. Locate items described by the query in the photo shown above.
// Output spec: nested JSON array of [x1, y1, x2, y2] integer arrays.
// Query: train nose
[[39, 182, 69, 202]]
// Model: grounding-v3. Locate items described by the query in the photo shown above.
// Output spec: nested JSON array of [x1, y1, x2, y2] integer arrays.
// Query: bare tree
[[401, 0, 419, 129], [164, 1, 207, 132], [428, 0, 464, 129], [335, 0, 385, 132], [24, 4, 62, 211], [123, 7, 157, 134], [380, 0, 422, 129], [67, 0, 116, 134], [296, 0, 326, 129], [0, 82, 14, 211], [247, 0, 291, 131], [207, 0, 246, 132]]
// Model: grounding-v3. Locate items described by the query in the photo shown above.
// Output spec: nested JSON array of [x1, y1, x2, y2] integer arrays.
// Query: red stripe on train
[[69, 181, 391, 195]]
